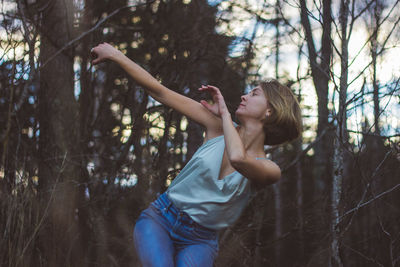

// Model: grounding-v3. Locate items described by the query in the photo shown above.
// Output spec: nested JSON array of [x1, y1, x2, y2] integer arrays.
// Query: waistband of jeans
[[156, 192, 217, 233]]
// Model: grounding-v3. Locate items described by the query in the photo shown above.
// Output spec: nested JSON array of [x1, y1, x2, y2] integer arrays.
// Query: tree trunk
[[253, 189, 268, 267], [331, 1, 349, 266], [371, 1, 382, 136], [295, 139, 305, 263], [299, 1, 333, 264], [299, 0, 333, 197], [273, 181, 283, 266], [37, 0, 84, 265]]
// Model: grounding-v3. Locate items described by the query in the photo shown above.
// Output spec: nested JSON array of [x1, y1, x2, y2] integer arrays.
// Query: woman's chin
[[235, 110, 245, 120], [235, 109, 245, 116]]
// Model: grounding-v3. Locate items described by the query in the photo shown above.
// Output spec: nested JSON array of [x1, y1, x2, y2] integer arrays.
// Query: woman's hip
[[135, 191, 219, 248]]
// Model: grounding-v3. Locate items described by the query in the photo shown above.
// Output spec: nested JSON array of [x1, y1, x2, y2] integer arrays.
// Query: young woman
[[91, 42, 302, 267]]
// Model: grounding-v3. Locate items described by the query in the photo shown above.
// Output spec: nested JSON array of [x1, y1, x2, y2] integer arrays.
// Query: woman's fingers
[[90, 42, 114, 65], [201, 85, 221, 95], [198, 85, 221, 95], [91, 51, 103, 65], [197, 85, 227, 117], [198, 85, 223, 103], [205, 85, 220, 92], [200, 100, 211, 109], [198, 85, 224, 105], [200, 100, 220, 116], [92, 57, 103, 65], [198, 85, 210, 90], [90, 46, 101, 64]]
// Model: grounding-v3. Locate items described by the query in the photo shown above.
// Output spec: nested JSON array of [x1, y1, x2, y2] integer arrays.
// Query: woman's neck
[[236, 122, 266, 156]]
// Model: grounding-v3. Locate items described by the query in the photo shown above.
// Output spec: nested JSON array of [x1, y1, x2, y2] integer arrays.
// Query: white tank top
[[166, 131, 265, 230]]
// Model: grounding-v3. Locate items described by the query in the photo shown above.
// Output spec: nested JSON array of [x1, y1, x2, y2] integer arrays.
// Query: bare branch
[[340, 182, 400, 221], [40, 1, 155, 69]]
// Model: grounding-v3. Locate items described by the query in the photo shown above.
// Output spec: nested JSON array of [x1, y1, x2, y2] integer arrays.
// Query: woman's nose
[[241, 95, 246, 101]]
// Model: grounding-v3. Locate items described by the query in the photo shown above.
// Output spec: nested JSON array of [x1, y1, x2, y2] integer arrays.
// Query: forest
[[0, 0, 399, 266]]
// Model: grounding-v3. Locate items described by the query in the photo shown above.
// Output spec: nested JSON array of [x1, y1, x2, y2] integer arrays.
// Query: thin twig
[[339, 183, 400, 221]]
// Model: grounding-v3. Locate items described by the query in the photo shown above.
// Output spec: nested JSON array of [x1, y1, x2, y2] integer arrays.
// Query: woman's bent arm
[[92, 43, 222, 132]]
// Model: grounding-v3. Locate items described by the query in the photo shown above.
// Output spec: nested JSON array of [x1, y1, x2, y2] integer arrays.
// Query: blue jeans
[[133, 192, 219, 267]]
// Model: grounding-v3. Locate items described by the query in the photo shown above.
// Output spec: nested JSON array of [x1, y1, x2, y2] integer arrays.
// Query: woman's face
[[235, 86, 270, 121]]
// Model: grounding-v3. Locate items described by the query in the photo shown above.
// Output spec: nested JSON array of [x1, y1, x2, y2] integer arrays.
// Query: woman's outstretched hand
[[90, 42, 123, 65], [198, 85, 230, 118]]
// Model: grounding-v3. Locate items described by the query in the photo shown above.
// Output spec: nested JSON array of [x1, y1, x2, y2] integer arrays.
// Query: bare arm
[[91, 43, 222, 134]]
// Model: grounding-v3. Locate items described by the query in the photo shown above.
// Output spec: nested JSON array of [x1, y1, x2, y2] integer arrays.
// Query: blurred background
[[0, 0, 399, 266]]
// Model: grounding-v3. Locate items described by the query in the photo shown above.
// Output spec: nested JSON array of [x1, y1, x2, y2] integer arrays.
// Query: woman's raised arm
[[91, 43, 222, 134]]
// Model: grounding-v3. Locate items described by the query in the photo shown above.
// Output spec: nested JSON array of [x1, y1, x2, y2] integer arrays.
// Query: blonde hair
[[259, 79, 303, 145]]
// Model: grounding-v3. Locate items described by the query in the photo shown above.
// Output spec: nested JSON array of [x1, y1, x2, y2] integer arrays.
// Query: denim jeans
[[133, 192, 219, 267]]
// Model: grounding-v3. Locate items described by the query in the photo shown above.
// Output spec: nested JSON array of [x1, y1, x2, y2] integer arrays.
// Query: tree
[[36, 0, 86, 264], [300, 0, 334, 198]]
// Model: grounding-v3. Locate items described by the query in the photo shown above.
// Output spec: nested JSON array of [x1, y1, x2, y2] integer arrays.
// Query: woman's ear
[[265, 108, 273, 117]]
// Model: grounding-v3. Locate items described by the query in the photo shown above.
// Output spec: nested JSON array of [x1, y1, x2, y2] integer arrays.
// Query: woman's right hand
[[198, 85, 230, 118], [91, 42, 123, 65]]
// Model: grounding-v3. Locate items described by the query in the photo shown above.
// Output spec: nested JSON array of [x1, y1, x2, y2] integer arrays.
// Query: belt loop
[[164, 202, 172, 213]]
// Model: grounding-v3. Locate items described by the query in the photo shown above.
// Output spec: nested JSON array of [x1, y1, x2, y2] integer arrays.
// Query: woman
[[91, 42, 302, 267]]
